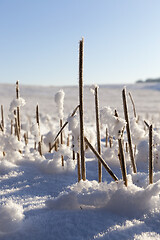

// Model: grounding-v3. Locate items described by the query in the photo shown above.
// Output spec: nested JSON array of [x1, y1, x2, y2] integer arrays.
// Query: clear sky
[[1, 0, 160, 86]]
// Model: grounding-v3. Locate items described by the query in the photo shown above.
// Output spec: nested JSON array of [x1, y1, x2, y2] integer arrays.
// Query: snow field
[[0, 83, 160, 239]]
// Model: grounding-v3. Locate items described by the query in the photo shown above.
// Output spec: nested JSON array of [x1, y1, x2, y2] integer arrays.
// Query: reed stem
[[122, 88, 137, 173], [79, 38, 86, 181], [95, 86, 102, 182]]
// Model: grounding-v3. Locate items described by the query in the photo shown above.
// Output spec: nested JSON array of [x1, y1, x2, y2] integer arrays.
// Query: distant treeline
[[136, 78, 160, 83]]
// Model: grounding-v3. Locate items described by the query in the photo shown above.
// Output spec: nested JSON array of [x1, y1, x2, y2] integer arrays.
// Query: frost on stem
[[68, 115, 80, 153], [30, 123, 41, 143], [90, 84, 99, 95], [100, 106, 126, 139], [9, 98, 26, 114], [54, 90, 65, 119]]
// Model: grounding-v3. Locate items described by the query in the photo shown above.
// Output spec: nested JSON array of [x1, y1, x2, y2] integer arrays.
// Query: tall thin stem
[[79, 38, 86, 181], [118, 138, 128, 186], [16, 81, 20, 133], [122, 88, 137, 173], [149, 125, 153, 184], [1, 105, 4, 130], [95, 86, 102, 182]]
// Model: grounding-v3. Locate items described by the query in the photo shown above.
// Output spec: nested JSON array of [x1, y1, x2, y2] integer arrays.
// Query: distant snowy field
[[1, 83, 160, 240]]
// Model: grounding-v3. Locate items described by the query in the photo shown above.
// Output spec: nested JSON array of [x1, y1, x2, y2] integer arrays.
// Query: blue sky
[[0, 0, 160, 86]]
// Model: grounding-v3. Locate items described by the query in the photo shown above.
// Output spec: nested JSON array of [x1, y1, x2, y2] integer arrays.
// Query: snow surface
[[0, 83, 160, 239]]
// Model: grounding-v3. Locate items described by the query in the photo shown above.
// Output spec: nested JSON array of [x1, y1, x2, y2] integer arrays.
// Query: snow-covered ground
[[1, 82, 160, 240]]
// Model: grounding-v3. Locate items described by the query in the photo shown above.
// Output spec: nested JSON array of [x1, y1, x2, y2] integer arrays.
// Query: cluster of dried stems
[[0, 38, 154, 187]]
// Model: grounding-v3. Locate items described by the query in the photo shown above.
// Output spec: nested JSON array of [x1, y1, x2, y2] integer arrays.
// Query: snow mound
[[0, 160, 17, 174], [134, 232, 160, 240], [46, 177, 160, 217], [0, 200, 24, 234]]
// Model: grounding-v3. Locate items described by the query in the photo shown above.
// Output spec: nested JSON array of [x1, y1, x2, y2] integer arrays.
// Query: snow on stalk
[[68, 114, 81, 181], [9, 81, 25, 140], [100, 106, 126, 139], [55, 89, 65, 166], [90, 84, 102, 182]]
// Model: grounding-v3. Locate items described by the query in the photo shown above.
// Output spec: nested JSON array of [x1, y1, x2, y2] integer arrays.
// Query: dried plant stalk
[[16, 81, 21, 133], [11, 120, 13, 135], [122, 88, 137, 173], [49, 143, 52, 152], [61, 155, 64, 166], [0, 124, 3, 132], [1, 105, 4, 130], [50, 105, 80, 152], [55, 140, 58, 151], [24, 133, 28, 146], [79, 38, 86, 181], [149, 125, 153, 184], [105, 128, 108, 147], [109, 136, 112, 148], [95, 86, 102, 182], [15, 116, 20, 141], [118, 138, 128, 187], [36, 104, 42, 156], [126, 142, 128, 153], [128, 92, 137, 118], [60, 119, 63, 144], [67, 135, 70, 147], [84, 137, 118, 182], [77, 152, 81, 182], [60, 119, 64, 166], [72, 136, 75, 160], [36, 105, 40, 126]]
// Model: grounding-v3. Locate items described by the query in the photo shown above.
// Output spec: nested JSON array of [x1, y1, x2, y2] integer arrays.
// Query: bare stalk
[[16, 81, 21, 133], [49, 143, 52, 152], [95, 86, 102, 182], [60, 119, 64, 166], [72, 136, 75, 160], [118, 138, 128, 186], [122, 88, 137, 173], [77, 152, 81, 182], [36, 104, 42, 156], [24, 133, 28, 146], [36, 105, 40, 127], [67, 135, 70, 147], [11, 120, 13, 135], [109, 136, 112, 148], [50, 105, 80, 152], [128, 92, 137, 118], [149, 125, 153, 184], [79, 38, 86, 181], [15, 116, 20, 141], [1, 105, 4, 129], [105, 128, 108, 147], [60, 119, 63, 144], [84, 137, 118, 182], [55, 140, 58, 151]]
